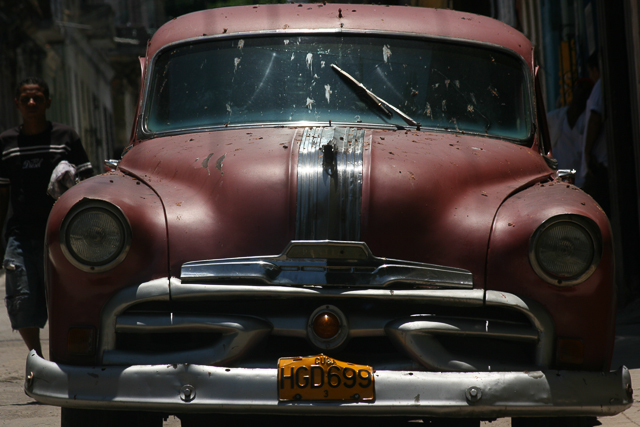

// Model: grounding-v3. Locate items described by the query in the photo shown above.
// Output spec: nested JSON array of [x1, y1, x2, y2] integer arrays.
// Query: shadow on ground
[[612, 299, 640, 369]]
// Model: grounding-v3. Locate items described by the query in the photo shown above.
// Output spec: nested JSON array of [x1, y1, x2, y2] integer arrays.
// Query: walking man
[[0, 77, 93, 357]]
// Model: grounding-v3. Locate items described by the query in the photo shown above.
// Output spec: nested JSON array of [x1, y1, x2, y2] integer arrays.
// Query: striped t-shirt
[[0, 122, 92, 238]]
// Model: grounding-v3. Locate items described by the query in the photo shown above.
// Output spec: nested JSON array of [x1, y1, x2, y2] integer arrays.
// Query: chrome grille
[[101, 279, 553, 372]]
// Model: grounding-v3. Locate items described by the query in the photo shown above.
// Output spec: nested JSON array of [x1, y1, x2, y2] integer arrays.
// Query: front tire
[[511, 416, 599, 427], [61, 408, 163, 427], [178, 415, 481, 427]]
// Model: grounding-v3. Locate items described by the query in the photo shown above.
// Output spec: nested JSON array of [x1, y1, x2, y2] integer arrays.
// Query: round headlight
[[529, 215, 602, 286], [60, 201, 131, 272]]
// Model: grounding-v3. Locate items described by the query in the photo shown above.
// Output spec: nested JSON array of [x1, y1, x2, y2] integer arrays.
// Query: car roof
[[148, 4, 533, 70]]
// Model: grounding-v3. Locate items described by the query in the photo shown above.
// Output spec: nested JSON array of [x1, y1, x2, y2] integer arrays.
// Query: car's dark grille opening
[[337, 336, 414, 367], [438, 335, 537, 367], [169, 298, 533, 326], [247, 335, 317, 363], [241, 335, 411, 368], [116, 331, 223, 353], [123, 300, 171, 312]]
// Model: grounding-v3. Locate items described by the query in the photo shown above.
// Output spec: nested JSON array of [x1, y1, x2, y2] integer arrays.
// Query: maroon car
[[25, 4, 631, 427]]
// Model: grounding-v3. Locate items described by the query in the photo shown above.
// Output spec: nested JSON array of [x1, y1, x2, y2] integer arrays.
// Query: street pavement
[[0, 267, 639, 426]]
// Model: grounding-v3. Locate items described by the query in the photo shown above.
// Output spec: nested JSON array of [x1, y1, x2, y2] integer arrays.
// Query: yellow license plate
[[277, 354, 375, 402]]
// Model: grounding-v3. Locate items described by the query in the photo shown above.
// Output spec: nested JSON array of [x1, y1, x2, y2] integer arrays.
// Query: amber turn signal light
[[556, 337, 584, 367], [313, 311, 340, 339], [67, 327, 96, 356]]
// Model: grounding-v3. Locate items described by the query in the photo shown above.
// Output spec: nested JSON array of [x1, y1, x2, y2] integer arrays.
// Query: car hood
[[119, 127, 552, 286]]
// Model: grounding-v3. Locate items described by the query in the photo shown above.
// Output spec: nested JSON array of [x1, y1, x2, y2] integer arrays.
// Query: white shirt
[[547, 106, 586, 172], [576, 78, 607, 187]]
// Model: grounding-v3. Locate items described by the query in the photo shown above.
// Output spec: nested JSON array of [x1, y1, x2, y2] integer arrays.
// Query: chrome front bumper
[[25, 351, 632, 418]]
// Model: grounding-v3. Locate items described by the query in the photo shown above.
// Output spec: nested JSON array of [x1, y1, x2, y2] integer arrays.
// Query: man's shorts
[[4, 236, 47, 330]]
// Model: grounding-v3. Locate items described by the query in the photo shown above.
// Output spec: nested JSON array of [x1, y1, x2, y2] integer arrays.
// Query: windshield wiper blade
[[331, 64, 421, 129], [331, 64, 392, 117]]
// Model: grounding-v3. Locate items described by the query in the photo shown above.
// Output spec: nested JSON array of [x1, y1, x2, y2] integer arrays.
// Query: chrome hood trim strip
[[181, 240, 474, 289], [296, 127, 364, 240]]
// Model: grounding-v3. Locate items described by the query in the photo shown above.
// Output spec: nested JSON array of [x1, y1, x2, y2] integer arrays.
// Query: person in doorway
[[0, 77, 93, 357], [577, 53, 609, 215], [547, 78, 594, 172]]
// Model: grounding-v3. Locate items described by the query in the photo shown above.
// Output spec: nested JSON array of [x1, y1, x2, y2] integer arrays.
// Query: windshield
[[145, 34, 532, 140]]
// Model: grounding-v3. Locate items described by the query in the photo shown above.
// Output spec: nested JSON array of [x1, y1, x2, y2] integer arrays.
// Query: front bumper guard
[[25, 351, 632, 418]]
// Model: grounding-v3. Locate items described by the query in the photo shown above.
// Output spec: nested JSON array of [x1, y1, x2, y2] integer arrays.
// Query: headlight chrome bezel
[[529, 214, 602, 287], [59, 200, 132, 273]]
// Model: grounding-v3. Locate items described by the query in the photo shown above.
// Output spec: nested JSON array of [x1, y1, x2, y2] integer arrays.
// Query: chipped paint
[[202, 153, 215, 176], [324, 84, 332, 104], [424, 102, 432, 117], [216, 153, 226, 175], [527, 371, 545, 380], [383, 44, 392, 63], [306, 53, 313, 72], [306, 98, 315, 110], [234, 57, 241, 72]]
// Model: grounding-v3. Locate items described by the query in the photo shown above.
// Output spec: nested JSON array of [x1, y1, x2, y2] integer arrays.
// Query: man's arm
[[66, 127, 94, 180], [78, 168, 93, 181]]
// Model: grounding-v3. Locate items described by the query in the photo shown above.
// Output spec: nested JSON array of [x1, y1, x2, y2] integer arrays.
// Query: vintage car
[[25, 4, 631, 427]]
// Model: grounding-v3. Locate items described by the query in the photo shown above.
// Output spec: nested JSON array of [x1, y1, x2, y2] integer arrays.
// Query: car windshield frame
[[139, 30, 534, 144]]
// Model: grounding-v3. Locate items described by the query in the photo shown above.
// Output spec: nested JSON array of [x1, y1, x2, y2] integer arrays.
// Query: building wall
[[0, 0, 162, 172], [0, 3, 110, 174], [64, 31, 114, 171], [38, 29, 115, 173], [627, 0, 640, 207]]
